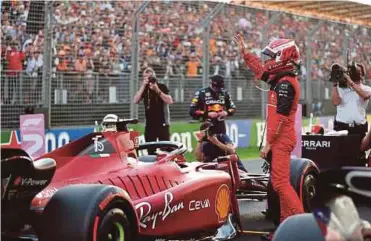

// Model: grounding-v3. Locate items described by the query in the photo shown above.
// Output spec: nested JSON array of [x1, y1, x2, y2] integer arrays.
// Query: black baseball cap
[[210, 75, 224, 88]]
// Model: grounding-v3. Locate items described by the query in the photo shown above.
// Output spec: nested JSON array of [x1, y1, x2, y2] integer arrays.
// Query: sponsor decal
[[205, 99, 225, 105], [135, 192, 184, 229], [215, 184, 230, 223], [92, 135, 104, 152], [302, 140, 330, 150], [13, 176, 22, 186], [99, 192, 128, 211], [189, 199, 211, 211], [19, 178, 48, 187], [35, 187, 58, 199], [8, 189, 40, 200], [90, 153, 111, 158]]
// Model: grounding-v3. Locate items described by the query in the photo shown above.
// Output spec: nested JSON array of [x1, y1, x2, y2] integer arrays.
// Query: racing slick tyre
[[266, 158, 320, 227], [38, 184, 138, 241], [272, 213, 324, 241]]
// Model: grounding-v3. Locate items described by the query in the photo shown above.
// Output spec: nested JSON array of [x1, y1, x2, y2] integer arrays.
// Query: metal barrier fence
[[1, 1, 371, 129]]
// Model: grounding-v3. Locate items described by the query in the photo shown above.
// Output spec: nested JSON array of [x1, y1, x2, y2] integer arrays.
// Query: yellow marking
[[241, 230, 270, 235]]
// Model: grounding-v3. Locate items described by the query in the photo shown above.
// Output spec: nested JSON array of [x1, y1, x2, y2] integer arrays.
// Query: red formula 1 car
[[1, 118, 318, 241], [1, 118, 243, 241]]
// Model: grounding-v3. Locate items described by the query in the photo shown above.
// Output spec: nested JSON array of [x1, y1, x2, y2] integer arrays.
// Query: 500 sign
[[45, 132, 70, 153], [19, 114, 45, 159]]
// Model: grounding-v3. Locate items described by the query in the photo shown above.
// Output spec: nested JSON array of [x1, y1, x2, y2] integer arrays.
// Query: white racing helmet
[[101, 114, 119, 132]]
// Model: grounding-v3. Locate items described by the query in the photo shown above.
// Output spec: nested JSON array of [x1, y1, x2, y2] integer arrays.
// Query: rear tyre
[[38, 184, 137, 241], [302, 172, 316, 212], [266, 158, 319, 226]]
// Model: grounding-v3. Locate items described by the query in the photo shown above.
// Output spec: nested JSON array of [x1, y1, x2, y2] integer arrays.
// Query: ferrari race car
[[1, 116, 318, 241], [272, 166, 371, 241]]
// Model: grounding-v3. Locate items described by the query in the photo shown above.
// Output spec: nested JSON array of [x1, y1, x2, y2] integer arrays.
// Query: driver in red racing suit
[[234, 34, 304, 239]]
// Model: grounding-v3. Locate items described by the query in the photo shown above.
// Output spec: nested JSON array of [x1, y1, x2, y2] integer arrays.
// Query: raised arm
[[233, 33, 265, 81]]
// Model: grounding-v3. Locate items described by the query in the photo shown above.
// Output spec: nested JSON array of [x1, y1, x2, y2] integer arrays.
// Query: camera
[[330, 61, 363, 88], [148, 76, 157, 84], [200, 121, 216, 142], [329, 64, 348, 87]]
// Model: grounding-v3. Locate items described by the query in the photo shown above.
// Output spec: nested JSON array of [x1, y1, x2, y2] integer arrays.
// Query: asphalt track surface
[[235, 159, 371, 241]]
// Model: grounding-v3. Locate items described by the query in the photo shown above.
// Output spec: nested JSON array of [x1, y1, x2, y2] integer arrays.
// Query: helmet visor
[[261, 47, 276, 62]]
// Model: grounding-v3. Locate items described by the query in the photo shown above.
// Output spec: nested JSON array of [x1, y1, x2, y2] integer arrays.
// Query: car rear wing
[[1, 147, 56, 232]]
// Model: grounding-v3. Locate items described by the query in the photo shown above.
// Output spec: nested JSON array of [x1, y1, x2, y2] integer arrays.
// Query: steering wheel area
[[137, 141, 187, 164]]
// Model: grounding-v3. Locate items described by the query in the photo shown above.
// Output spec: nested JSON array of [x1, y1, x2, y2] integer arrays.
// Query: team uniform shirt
[[142, 83, 171, 127], [189, 87, 236, 134], [202, 134, 232, 162], [336, 84, 371, 125]]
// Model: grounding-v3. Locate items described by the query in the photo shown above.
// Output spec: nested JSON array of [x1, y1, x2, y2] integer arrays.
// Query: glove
[[208, 112, 218, 119], [218, 111, 228, 118]]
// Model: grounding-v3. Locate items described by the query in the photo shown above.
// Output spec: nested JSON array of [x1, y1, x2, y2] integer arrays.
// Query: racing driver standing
[[234, 33, 304, 240], [189, 75, 236, 135]]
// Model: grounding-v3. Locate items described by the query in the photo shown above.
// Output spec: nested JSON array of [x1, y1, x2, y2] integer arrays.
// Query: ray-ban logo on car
[[301, 140, 330, 150], [92, 135, 104, 152], [135, 192, 184, 229]]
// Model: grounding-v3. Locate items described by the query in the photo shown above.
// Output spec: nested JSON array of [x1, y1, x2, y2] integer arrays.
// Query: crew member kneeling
[[234, 33, 304, 239], [194, 121, 266, 191]]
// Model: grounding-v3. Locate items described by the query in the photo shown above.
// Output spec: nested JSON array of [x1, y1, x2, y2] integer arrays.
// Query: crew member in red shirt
[[5, 42, 26, 104], [234, 33, 304, 240]]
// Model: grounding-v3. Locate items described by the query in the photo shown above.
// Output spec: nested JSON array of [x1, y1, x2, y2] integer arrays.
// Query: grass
[[236, 147, 261, 160]]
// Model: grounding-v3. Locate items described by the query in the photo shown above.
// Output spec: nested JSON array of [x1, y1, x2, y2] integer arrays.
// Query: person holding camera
[[194, 121, 266, 191], [133, 68, 173, 155], [331, 62, 371, 165], [189, 75, 236, 135]]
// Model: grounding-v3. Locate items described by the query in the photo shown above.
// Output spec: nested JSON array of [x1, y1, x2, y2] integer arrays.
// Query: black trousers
[[144, 125, 170, 155], [334, 120, 368, 165]]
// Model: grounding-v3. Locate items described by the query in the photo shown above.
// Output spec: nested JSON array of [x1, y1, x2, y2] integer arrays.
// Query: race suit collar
[[269, 71, 297, 88]]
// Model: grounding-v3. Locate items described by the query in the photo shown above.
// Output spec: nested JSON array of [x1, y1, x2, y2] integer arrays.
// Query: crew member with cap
[[189, 75, 236, 134]]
